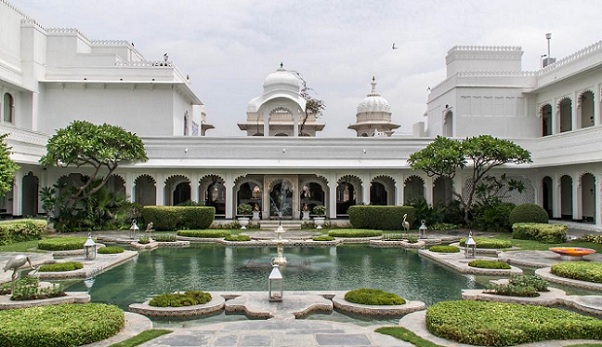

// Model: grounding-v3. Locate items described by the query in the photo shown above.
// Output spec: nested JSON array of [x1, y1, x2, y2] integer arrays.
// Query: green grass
[[108, 329, 172, 347], [565, 344, 602, 347], [492, 233, 602, 252], [375, 326, 444, 347], [0, 239, 43, 252]]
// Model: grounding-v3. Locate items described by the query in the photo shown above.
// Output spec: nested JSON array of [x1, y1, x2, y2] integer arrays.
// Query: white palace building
[[1, 1, 602, 229]]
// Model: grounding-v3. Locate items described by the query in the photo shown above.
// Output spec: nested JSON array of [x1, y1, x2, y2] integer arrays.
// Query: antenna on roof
[[542, 33, 555, 68]]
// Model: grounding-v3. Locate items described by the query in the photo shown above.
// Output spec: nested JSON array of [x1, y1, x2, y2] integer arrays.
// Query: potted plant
[[312, 205, 326, 229], [237, 203, 252, 229]]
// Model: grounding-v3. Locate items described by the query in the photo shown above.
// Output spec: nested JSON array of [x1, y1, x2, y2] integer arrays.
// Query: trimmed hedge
[[38, 261, 83, 272], [177, 229, 231, 238], [312, 235, 335, 241], [37, 237, 87, 251], [0, 219, 45, 246], [98, 246, 125, 254], [551, 261, 602, 284], [512, 223, 567, 243], [224, 234, 251, 242], [428, 245, 460, 253], [426, 300, 602, 346], [509, 203, 549, 225], [328, 229, 383, 237], [348, 205, 416, 231], [0, 303, 124, 347], [149, 290, 212, 307], [152, 234, 177, 242], [344, 288, 406, 305], [142, 206, 215, 231], [468, 259, 511, 269], [459, 237, 512, 249], [487, 275, 549, 297]]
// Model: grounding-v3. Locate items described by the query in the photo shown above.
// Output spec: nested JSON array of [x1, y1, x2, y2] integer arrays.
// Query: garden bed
[[128, 294, 225, 317]]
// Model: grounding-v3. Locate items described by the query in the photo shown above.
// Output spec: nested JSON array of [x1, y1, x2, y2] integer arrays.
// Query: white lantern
[[84, 235, 97, 260], [465, 231, 476, 259], [419, 220, 427, 239], [268, 264, 283, 302]]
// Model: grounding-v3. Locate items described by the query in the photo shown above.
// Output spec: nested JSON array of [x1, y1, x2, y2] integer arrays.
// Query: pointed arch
[[337, 175, 362, 216], [134, 174, 156, 206], [578, 90, 595, 129], [542, 176, 553, 218], [404, 175, 425, 204], [299, 175, 327, 215], [22, 172, 39, 217], [560, 174, 573, 220], [164, 175, 191, 206], [540, 103, 553, 136], [558, 97, 572, 133], [433, 176, 453, 206], [200, 174, 226, 216], [371, 175, 395, 205], [580, 172, 595, 223]]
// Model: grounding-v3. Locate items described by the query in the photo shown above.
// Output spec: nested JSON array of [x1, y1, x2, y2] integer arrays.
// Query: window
[[3, 93, 14, 123], [183, 111, 189, 136]]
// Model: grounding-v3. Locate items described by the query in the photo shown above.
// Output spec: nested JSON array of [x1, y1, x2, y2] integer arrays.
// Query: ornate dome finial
[[280, 62, 284, 69], [371, 76, 377, 93]]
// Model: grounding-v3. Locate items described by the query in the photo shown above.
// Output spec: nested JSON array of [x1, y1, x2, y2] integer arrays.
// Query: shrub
[[177, 229, 231, 238], [348, 205, 416, 231], [328, 229, 383, 237], [149, 290, 212, 307], [487, 275, 549, 297], [38, 237, 87, 251], [312, 235, 335, 241], [10, 277, 65, 301], [142, 206, 215, 231], [551, 261, 602, 284], [508, 274, 549, 292], [312, 205, 326, 216], [459, 237, 512, 249], [382, 233, 405, 240], [237, 203, 252, 215], [344, 288, 406, 305], [512, 223, 567, 243], [407, 235, 418, 243], [428, 245, 460, 253], [38, 261, 84, 272], [426, 300, 602, 346], [581, 234, 602, 244], [468, 259, 511, 269], [473, 201, 515, 232], [430, 223, 458, 231], [152, 234, 177, 242], [509, 203, 549, 225], [98, 246, 124, 254], [138, 235, 151, 244], [0, 220, 45, 246], [0, 303, 124, 347], [224, 234, 251, 242]]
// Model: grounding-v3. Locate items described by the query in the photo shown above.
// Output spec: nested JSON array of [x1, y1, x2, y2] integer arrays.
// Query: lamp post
[[419, 220, 427, 239], [268, 263, 283, 302], [84, 234, 97, 260], [465, 231, 476, 259]]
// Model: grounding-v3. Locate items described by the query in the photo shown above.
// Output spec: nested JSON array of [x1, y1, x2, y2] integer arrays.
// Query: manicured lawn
[[376, 326, 444, 347], [0, 239, 42, 252], [108, 329, 172, 347], [492, 233, 602, 252]]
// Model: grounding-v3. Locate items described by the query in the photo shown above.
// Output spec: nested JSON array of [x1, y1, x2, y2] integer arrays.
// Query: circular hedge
[[459, 237, 512, 249], [38, 261, 83, 272], [224, 234, 251, 242], [509, 203, 549, 225], [149, 290, 212, 307], [551, 261, 602, 284], [344, 288, 405, 305], [428, 245, 460, 253], [98, 246, 125, 254], [468, 259, 511, 269], [0, 303, 124, 347], [312, 235, 335, 241], [426, 300, 602, 346], [38, 237, 88, 251]]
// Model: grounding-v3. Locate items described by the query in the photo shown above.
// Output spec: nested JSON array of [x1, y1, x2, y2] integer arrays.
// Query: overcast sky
[[10, 0, 602, 137]]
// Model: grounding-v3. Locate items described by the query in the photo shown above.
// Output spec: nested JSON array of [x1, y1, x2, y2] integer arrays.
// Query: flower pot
[[314, 216, 325, 229], [238, 217, 250, 229], [302, 211, 310, 220]]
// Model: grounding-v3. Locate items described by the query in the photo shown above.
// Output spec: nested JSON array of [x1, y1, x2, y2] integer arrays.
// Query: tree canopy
[[293, 71, 325, 136], [0, 133, 19, 196], [39, 120, 148, 205], [408, 135, 532, 225]]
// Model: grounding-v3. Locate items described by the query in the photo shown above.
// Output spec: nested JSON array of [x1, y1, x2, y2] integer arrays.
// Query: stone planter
[[314, 216, 325, 229], [252, 211, 260, 220], [238, 217, 250, 229], [302, 211, 310, 220]]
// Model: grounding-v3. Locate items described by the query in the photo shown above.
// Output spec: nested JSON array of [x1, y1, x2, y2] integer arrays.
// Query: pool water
[[67, 244, 482, 311]]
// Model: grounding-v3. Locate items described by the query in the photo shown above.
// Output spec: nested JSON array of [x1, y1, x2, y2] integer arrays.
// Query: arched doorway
[[579, 91, 595, 129], [560, 175, 573, 220], [443, 111, 453, 137], [300, 182, 325, 214], [404, 176, 425, 204], [269, 180, 293, 218], [337, 175, 361, 216], [581, 173, 595, 223], [542, 176, 553, 218], [164, 175, 190, 206], [433, 176, 453, 206], [22, 172, 39, 217], [559, 98, 572, 133], [370, 182, 387, 205], [134, 175, 157, 206], [201, 176, 227, 216]]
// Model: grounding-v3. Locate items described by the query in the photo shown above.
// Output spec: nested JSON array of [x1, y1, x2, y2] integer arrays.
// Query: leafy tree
[[408, 135, 532, 226], [0, 133, 19, 196], [39, 121, 147, 210]]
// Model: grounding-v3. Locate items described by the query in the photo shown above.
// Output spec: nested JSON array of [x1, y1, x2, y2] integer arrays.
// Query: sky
[[9, 0, 602, 137]]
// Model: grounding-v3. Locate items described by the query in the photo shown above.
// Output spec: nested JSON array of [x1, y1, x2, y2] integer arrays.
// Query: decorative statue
[[402, 213, 410, 233], [2, 255, 34, 294], [145, 222, 154, 232]]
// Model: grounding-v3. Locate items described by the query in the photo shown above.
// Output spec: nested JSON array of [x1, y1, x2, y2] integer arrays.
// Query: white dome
[[263, 64, 300, 94], [356, 77, 391, 113]]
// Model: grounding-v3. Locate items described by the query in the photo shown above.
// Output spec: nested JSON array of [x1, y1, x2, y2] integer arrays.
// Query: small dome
[[357, 77, 391, 113], [263, 63, 300, 94]]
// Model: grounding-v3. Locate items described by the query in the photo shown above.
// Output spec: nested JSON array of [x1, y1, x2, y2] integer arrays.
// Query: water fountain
[[272, 224, 288, 266]]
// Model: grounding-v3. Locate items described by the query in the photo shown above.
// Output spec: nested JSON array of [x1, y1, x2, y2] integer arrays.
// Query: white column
[[12, 170, 23, 216], [573, 174, 582, 221], [31, 91, 39, 131], [125, 172, 135, 202], [328, 174, 337, 219], [263, 110, 269, 137], [572, 92, 578, 130], [362, 174, 371, 205], [155, 173, 165, 206], [225, 173, 234, 219], [597, 173, 602, 229], [425, 176, 433, 206], [293, 109, 299, 137], [190, 173, 200, 204], [595, 84, 601, 126], [394, 173, 403, 205], [553, 174, 561, 219]]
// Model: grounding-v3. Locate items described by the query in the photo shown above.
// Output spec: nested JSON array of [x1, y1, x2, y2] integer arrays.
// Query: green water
[[68, 244, 482, 310]]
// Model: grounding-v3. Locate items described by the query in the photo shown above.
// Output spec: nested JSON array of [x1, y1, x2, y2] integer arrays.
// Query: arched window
[[559, 98, 572, 133], [541, 104, 552, 136], [443, 111, 453, 137], [3, 93, 14, 123]]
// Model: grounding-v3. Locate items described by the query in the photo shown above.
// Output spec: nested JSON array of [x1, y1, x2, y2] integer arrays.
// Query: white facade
[[1, 1, 602, 229]]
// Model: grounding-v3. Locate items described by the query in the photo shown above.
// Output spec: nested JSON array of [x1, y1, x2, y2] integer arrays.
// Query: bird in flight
[[392, 43, 398, 50]]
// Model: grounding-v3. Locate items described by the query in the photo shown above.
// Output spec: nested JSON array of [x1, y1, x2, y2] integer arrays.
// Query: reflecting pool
[[68, 244, 482, 310]]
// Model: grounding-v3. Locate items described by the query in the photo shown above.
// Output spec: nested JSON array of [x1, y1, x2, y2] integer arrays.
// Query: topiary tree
[[508, 203, 549, 225]]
